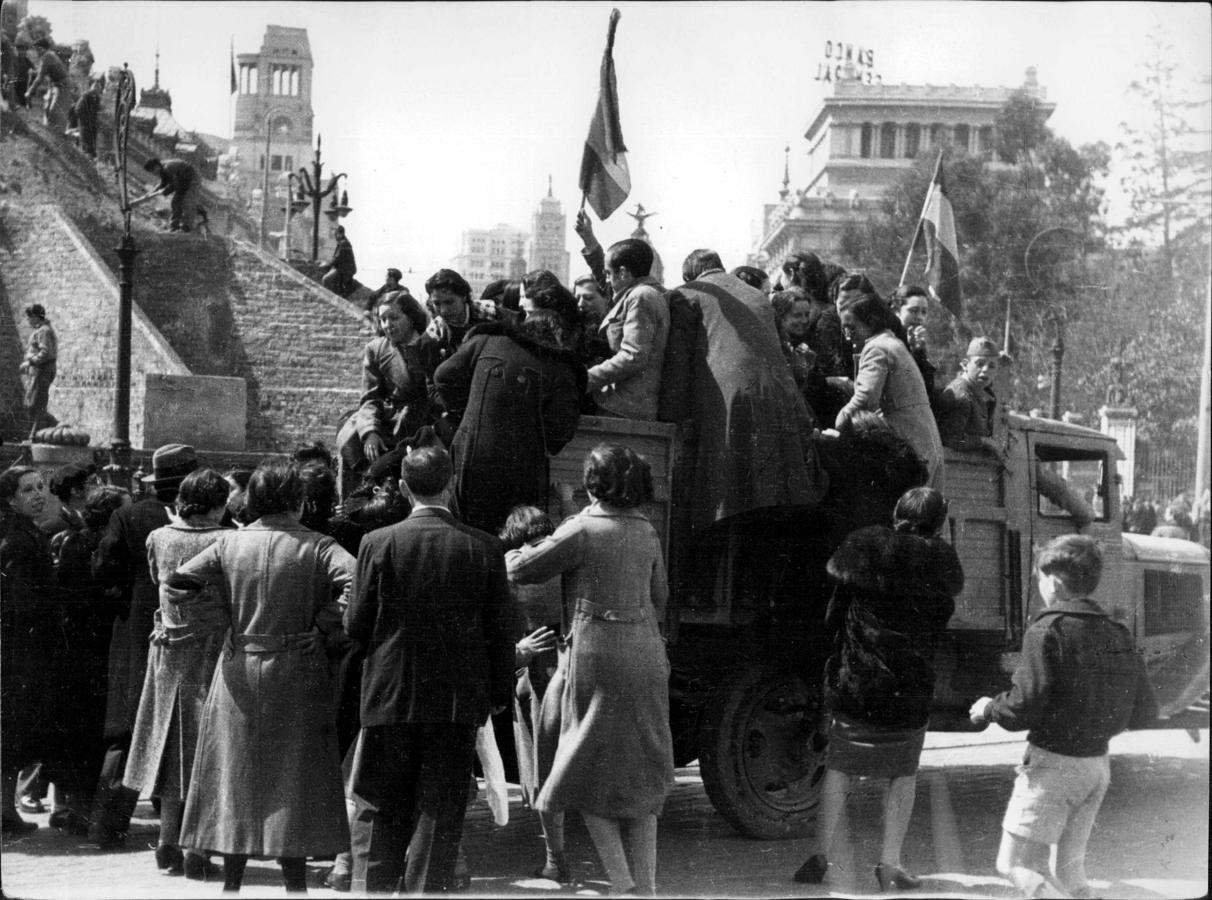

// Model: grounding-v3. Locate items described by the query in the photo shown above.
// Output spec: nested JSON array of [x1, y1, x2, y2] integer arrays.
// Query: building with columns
[[752, 67, 1054, 275], [526, 178, 570, 286], [230, 26, 318, 256]]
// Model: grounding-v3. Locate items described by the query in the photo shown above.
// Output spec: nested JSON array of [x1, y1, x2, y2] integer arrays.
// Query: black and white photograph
[[1, 1, 1209, 897]]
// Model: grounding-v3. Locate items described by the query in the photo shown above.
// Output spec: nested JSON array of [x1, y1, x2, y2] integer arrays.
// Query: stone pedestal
[[1100, 405, 1138, 498]]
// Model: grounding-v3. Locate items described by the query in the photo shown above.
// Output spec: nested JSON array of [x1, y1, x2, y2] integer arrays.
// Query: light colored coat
[[587, 277, 670, 420], [176, 515, 354, 857], [508, 503, 675, 818], [837, 329, 945, 492], [123, 522, 230, 798]]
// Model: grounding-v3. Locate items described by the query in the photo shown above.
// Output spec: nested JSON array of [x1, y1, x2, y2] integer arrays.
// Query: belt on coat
[[229, 630, 315, 653], [574, 598, 650, 624]]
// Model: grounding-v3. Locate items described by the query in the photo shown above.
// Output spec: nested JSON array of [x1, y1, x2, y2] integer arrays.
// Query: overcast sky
[[31, 1, 1212, 287]]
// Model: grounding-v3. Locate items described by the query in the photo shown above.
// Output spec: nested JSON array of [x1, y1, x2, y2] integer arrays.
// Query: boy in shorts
[[969, 534, 1157, 898]]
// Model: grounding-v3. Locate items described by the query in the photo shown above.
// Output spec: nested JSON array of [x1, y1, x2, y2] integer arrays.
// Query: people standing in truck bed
[[834, 274, 946, 494]]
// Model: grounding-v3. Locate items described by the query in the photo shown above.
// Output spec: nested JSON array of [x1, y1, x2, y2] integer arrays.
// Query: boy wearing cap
[[20, 304, 58, 437], [938, 336, 1006, 459], [969, 535, 1157, 898]]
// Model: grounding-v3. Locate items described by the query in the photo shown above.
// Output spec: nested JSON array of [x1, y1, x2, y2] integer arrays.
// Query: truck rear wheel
[[698, 665, 827, 839]]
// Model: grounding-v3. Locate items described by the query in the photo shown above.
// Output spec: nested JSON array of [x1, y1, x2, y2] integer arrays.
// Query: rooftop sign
[[816, 40, 882, 84]]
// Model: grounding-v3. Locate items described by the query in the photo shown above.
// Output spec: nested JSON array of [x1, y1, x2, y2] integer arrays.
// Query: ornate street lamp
[[107, 63, 138, 486], [293, 134, 351, 264], [280, 171, 307, 261], [259, 109, 291, 251]]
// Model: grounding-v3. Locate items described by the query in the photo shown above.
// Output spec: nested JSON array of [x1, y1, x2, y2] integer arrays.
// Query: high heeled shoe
[[874, 862, 921, 891], [793, 853, 828, 884]]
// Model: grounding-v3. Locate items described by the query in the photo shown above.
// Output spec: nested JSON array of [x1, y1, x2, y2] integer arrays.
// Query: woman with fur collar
[[794, 487, 962, 891]]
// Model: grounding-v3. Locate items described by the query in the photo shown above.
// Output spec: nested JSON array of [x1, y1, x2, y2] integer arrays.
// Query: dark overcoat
[[94, 497, 171, 738], [823, 525, 963, 730], [664, 271, 826, 533], [346, 506, 515, 728], [1, 513, 56, 767], [175, 516, 354, 857], [433, 320, 584, 533]]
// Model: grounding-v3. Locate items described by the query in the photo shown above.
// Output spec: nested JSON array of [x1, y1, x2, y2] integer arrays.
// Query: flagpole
[[1003, 294, 1012, 353], [899, 148, 945, 286]]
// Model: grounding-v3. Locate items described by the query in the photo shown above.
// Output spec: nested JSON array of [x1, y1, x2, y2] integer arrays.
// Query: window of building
[[284, 155, 293, 172], [259, 154, 265, 171], [271, 65, 300, 97], [239, 64, 258, 95], [880, 122, 896, 159], [930, 123, 947, 148], [271, 154, 283, 172], [954, 124, 970, 154], [904, 123, 921, 158], [978, 125, 994, 159], [860, 122, 874, 158]]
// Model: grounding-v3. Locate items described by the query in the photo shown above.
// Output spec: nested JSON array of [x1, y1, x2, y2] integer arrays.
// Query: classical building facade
[[230, 26, 319, 257], [451, 224, 529, 299], [752, 67, 1055, 275], [526, 178, 570, 285]]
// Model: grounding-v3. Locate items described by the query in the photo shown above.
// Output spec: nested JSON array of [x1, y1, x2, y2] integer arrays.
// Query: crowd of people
[[1122, 489, 1211, 547], [1, 213, 1169, 898]]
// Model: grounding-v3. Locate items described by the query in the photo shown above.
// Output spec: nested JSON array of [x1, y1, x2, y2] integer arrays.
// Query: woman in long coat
[[793, 487, 962, 890], [508, 445, 675, 896], [834, 277, 945, 493], [171, 461, 354, 893], [434, 286, 584, 533], [123, 469, 231, 877]]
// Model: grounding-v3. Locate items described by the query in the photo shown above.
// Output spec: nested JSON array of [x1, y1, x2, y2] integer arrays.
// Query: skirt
[[826, 713, 926, 779]]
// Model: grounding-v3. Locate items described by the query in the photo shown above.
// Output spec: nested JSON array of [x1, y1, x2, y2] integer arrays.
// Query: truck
[[548, 409, 1210, 840]]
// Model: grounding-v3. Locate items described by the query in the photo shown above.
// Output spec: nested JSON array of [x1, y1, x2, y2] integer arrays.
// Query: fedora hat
[[141, 443, 199, 486]]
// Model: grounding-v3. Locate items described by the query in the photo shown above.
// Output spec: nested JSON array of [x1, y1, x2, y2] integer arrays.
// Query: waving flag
[[230, 39, 238, 94], [578, 9, 630, 220], [922, 153, 962, 317]]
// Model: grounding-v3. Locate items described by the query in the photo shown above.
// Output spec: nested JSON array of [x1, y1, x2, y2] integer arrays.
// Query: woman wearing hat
[[834, 276, 945, 492]]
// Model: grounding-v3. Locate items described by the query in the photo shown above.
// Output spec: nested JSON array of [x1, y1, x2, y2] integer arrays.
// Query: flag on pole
[[578, 9, 630, 220], [230, 39, 238, 94], [922, 153, 962, 317]]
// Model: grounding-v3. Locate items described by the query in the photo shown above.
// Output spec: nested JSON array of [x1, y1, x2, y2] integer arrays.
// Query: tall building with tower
[[751, 66, 1054, 275], [526, 177, 569, 285], [231, 26, 315, 251]]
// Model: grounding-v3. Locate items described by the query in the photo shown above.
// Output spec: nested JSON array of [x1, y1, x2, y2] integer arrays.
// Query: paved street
[[2, 726, 1207, 899]]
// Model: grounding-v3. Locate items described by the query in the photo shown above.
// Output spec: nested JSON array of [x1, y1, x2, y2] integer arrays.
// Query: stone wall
[[0, 202, 188, 446], [68, 219, 366, 452]]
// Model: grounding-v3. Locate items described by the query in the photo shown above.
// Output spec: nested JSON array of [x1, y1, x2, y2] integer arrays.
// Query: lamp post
[[1024, 226, 1084, 420], [259, 110, 290, 252], [107, 63, 138, 486], [294, 134, 352, 264], [280, 171, 307, 261]]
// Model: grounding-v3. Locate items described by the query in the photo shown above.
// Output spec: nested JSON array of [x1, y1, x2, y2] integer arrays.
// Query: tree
[[836, 95, 1109, 415], [1116, 29, 1212, 288]]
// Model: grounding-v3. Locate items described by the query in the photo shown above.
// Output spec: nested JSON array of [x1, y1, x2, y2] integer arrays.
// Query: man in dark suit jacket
[[346, 439, 514, 894]]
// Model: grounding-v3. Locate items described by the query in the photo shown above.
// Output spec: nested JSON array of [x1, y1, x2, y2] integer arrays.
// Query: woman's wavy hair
[[0, 465, 40, 520], [893, 486, 949, 536], [498, 504, 555, 552], [583, 444, 653, 508], [83, 485, 131, 531], [175, 468, 231, 520], [244, 460, 303, 521], [378, 290, 430, 337]]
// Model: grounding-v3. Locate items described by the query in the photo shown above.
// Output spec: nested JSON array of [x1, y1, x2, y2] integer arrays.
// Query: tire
[[698, 665, 828, 840]]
